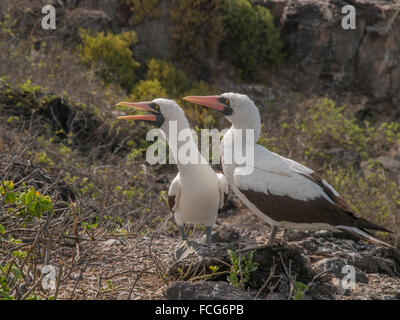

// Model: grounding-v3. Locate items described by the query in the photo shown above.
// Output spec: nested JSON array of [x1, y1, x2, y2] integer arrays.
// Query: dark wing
[[239, 172, 391, 232], [168, 174, 181, 213], [168, 196, 176, 212]]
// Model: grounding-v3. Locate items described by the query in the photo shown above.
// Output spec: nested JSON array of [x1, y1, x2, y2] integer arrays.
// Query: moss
[[78, 29, 140, 90], [222, 0, 284, 80]]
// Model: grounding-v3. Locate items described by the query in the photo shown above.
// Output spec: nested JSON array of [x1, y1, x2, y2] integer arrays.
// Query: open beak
[[116, 101, 158, 122]]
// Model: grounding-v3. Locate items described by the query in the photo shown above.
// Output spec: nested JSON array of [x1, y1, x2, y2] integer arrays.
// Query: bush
[[130, 79, 167, 101], [145, 59, 190, 97], [222, 0, 284, 80], [78, 29, 140, 90], [130, 58, 219, 128], [125, 0, 160, 25], [170, 0, 223, 77], [278, 98, 400, 162], [323, 163, 400, 239]]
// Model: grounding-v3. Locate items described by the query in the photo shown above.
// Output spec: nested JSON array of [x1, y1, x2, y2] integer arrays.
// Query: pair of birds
[[117, 93, 393, 248]]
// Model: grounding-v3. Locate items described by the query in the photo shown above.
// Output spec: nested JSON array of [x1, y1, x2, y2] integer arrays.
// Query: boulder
[[259, 0, 400, 104]]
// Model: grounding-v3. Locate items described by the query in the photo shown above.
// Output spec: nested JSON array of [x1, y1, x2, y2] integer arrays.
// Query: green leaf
[[4, 191, 17, 204], [294, 281, 308, 300], [11, 266, 22, 280], [209, 265, 219, 273]]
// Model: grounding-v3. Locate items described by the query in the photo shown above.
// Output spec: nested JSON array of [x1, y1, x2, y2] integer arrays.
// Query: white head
[[183, 92, 261, 138], [116, 98, 189, 135]]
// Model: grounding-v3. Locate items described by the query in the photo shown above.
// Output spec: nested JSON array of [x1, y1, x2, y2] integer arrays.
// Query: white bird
[[183, 93, 393, 248], [116, 98, 229, 243]]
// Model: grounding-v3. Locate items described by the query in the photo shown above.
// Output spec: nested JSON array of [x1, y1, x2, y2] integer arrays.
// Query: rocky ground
[[54, 206, 400, 300]]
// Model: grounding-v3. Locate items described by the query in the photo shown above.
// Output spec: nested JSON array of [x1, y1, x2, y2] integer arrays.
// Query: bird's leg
[[178, 225, 187, 241], [205, 226, 212, 244], [268, 226, 278, 245]]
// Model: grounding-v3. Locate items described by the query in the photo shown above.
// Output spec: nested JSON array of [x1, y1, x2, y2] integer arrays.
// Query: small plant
[[209, 265, 220, 273], [1, 181, 53, 220], [126, 0, 160, 25], [78, 29, 140, 90], [170, 0, 223, 76], [0, 275, 13, 300], [130, 79, 167, 101], [17, 189, 53, 220], [294, 281, 308, 300], [222, 0, 284, 80], [145, 59, 191, 97], [227, 249, 258, 289]]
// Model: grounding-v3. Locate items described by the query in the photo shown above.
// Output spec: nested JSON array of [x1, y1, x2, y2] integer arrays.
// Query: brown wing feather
[[296, 171, 391, 232], [239, 188, 391, 233], [168, 195, 176, 212], [297, 172, 352, 213]]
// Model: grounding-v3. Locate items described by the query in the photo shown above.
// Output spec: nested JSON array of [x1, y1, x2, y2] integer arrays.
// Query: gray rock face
[[166, 281, 252, 300], [260, 0, 400, 103]]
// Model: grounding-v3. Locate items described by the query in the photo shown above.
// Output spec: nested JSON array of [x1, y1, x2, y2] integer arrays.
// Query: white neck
[[161, 116, 208, 174]]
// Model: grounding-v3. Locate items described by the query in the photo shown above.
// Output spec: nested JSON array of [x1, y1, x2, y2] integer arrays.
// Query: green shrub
[[145, 59, 190, 97], [227, 249, 258, 289], [130, 79, 167, 101], [129, 58, 219, 129], [323, 163, 399, 236], [78, 29, 140, 90], [170, 0, 223, 77], [1, 181, 53, 221], [222, 0, 284, 80], [276, 98, 400, 162], [126, 0, 160, 25]]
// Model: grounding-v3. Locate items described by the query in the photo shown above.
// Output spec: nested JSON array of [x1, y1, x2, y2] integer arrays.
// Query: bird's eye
[[224, 99, 230, 106], [154, 104, 159, 110]]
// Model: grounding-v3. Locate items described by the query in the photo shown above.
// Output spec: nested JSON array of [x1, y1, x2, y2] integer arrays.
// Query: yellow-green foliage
[[78, 29, 140, 90], [222, 0, 284, 80], [130, 58, 218, 128], [1, 181, 53, 220], [324, 163, 400, 237], [145, 59, 190, 97], [263, 98, 400, 163], [170, 0, 223, 76], [130, 79, 167, 101], [126, 0, 160, 25], [0, 14, 17, 38]]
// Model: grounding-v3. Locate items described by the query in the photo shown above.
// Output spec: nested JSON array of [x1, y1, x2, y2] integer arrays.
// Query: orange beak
[[116, 101, 157, 122], [183, 95, 225, 112]]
